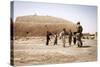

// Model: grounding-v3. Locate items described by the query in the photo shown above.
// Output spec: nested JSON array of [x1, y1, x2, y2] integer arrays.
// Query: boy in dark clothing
[[54, 32, 58, 45], [46, 31, 52, 46], [73, 32, 77, 45], [69, 30, 72, 46]]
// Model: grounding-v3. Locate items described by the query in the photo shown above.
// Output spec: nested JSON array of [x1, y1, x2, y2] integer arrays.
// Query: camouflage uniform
[[76, 22, 83, 47]]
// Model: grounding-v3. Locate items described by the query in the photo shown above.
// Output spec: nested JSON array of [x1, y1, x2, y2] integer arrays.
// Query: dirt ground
[[13, 36, 97, 66]]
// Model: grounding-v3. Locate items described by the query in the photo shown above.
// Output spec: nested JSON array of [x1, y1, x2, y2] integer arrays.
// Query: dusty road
[[13, 37, 97, 66]]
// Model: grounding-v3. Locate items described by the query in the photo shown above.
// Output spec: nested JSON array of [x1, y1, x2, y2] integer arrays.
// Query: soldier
[[76, 21, 83, 47], [68, 30, 72, 46], [46, 31, 52, 46]]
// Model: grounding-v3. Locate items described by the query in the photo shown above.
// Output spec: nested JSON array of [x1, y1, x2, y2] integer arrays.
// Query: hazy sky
[[11, 1, 97, 33]]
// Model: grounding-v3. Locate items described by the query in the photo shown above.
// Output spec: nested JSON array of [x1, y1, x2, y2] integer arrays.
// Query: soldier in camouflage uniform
[[76, 22, 83, 47]]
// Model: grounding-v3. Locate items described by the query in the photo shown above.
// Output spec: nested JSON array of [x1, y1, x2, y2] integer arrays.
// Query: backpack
[[77, 25, 83, 33]]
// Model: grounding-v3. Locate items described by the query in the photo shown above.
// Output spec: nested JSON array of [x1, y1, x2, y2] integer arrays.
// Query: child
[[46, 31, 52, 46], [69, 30, 72, 46], [73, 32, 77, 45], [54, 32, 58, 45]]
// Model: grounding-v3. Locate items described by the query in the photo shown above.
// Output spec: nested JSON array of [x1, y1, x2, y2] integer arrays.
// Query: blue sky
[[11, 1, 97, 33]]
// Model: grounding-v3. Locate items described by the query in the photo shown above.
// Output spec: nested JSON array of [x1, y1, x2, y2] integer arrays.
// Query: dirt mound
[[14, 15, 77, 36]]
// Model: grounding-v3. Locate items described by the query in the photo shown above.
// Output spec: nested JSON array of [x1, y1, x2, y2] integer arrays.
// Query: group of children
[[46, 29, 77, 47], [46, 22, 83, 47]]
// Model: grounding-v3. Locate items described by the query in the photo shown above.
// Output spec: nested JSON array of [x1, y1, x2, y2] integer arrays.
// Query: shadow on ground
[[81, 46, 91, 48]]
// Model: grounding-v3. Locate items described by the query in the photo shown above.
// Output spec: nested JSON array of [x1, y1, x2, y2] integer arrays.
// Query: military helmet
[[77, 21, 80, 24]]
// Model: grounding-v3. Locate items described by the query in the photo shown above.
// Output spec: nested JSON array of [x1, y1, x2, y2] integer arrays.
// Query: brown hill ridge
[[14, 15, 77, 36]]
